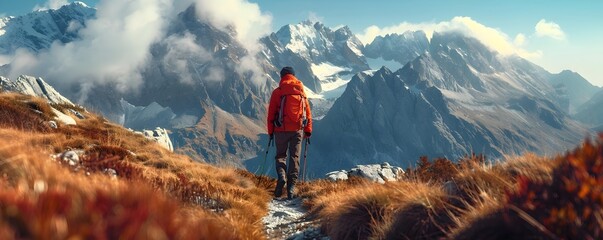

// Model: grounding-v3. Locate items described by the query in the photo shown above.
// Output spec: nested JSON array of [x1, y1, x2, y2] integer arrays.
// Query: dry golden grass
[[0, 93, 54, 132], [0, 93, 271, 239], [295, 151, 572, 240]]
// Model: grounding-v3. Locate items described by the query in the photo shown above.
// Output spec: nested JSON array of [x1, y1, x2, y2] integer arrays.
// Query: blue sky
[[1, 0, 602, 86]]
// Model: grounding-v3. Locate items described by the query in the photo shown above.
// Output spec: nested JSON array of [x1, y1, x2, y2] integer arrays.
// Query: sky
[[1, 0, 602, 87]]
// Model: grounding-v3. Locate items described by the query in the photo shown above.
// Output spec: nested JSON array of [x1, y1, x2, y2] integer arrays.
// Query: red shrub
[[505, 134, 603, 239]]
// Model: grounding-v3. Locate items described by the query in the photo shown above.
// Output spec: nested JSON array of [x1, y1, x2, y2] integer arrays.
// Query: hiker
[[267, 66, 313, 199]]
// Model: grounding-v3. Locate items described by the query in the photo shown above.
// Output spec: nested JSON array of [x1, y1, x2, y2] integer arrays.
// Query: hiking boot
[[274, 178, 286, 198], [286, 180, 296, 200]]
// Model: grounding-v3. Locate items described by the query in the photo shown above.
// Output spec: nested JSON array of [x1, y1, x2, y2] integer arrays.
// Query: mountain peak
[[363, 30, 429, 66], [72, 1, 89, 8], [0, 2, 95, 54], [557, 70, 585, 80]]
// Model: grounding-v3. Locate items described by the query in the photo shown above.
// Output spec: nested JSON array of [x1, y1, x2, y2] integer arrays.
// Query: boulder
[[48, 121, 58, 129], [58, 150, 84, 166], [134, 127, 174, 152], [326, 162, 404, 183], [325, 170, 349, 181], [52, 108, 77, 125]]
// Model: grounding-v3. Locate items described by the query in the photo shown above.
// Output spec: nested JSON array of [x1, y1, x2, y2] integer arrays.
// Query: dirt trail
[[262, 198, 328, 240]]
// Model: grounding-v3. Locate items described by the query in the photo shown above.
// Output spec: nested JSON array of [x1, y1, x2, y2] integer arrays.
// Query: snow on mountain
[[275, 21, 367, 70], [363, 31, 429, 68], [0, 75, 73, 105], [0, 2, 95, 55], [261, 21, 376, 120], [309, 32, 589, 176], [0, 17, 11, 36], [263, 21, 370, 93]]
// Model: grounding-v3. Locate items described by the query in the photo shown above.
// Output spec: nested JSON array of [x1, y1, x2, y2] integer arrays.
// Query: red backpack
[[274, 94, 308, 129]]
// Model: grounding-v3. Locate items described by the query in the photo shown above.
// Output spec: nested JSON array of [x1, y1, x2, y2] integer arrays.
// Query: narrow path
[[262, 198, 329, 240]]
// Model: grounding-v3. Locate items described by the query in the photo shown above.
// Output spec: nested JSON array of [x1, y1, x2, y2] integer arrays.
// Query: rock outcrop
[[326, 162, 405, 183]]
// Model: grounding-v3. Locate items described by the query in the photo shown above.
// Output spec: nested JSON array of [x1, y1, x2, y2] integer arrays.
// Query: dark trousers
[[274, 130, 303, 183]]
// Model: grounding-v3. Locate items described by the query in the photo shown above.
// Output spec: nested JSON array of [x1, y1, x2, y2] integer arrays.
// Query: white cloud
[[0, 54, 11, 65], [535, 19, 566, 40], [205, 66, 225, 82], [192, 0, 272, 85], [308, 12, 324, 23], [514, 33, 527, 46], [357, 22, 437, 45], [163, 32, 213, 84], [10, 0, 173, 100], [6, 0, 273, 101], [33, 0, 70, 11], [357, 16, 542, 60]]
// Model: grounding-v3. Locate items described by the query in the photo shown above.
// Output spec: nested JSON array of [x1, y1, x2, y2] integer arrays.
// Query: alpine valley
[[0, 2, 598, 176]]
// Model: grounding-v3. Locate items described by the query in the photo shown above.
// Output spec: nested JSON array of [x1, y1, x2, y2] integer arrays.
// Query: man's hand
[[304, 132, 311, 138]]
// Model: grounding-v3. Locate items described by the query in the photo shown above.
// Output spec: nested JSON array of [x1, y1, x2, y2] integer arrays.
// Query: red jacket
[[267, 74, 313, 135]]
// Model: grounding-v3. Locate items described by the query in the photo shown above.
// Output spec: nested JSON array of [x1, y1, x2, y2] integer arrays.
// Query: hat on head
[[280, 66, 295, 77]]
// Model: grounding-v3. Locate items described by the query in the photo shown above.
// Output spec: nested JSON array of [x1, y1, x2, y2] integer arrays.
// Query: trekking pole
[[258, 137, 273, 176], [302, 137, 310, 182]]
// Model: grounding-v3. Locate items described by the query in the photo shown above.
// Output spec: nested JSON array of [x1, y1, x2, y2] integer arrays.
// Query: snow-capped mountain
[[0, 1, 94, 55], [262, 21, 370, 93], [548, 70, 601, 113], [309, 32, 589, 176], [363, 31, 429, 67]]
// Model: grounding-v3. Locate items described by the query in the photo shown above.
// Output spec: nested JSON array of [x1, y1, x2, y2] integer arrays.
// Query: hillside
[[1, 90, 601, 239], [0, 91, 273, 239]]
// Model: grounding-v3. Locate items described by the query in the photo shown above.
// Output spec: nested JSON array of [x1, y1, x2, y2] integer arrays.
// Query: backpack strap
[[277, 95, 287, 127], [301, 95, 307, 127]]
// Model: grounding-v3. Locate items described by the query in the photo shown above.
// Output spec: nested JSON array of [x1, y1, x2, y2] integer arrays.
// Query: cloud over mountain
[[357, 16, 542, 59], [33, 0, 70, 11], [535, 19, 566, 40], [6, 0, 273, 101]]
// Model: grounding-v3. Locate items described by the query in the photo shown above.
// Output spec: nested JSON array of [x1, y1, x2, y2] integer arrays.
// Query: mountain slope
[[311, 32, 588, 175], [0, 1, 94, 54], [123, 5, 277, 165], [548, 70, 600, 113], [574, 89, 603, 129], [0, 91, 271, 239], [363, 31, 429, 67]]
